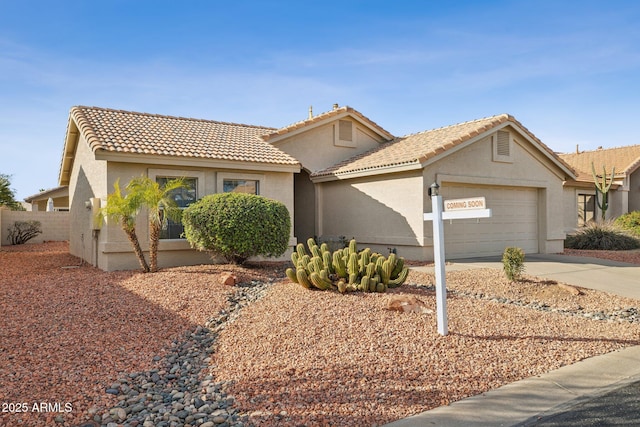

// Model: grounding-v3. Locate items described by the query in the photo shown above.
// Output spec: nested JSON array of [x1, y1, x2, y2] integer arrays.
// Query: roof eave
[[311, 162, 422, 183], [24, 185, 69, 203], [264, 108, 394, 144], [94, 150, 301, 173], [58, 113, 81, 186]]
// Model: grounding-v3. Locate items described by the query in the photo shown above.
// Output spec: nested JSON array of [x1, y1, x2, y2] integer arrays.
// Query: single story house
[[23, 186, 69, 211], [559, 145, 640, 230], [58, 105, 578, 271], [58, 106, 299, 271]]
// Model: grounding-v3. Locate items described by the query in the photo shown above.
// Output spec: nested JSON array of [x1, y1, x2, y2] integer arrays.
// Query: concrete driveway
[[429, 253, 640, 299]]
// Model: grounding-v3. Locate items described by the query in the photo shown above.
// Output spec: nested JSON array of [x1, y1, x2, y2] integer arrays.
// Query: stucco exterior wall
[[420, 128, 567, 255], [94, 161, 296, 271], [68, 134, 108, 264], [562, 186, 581, 233], [317, 170, 426, 258], [32, 195, 69, 212], [312, 127, 570, 261], [628, 170, 640, 212], [0, 210, 69, 245], [273, 119, 384, 173]]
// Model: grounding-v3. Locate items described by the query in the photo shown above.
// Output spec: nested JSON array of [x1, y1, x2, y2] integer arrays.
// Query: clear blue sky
[[1, 0, 639, 200]]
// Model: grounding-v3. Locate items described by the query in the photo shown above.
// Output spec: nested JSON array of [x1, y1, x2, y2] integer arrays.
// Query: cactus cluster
[[285, 238, 409, 293]]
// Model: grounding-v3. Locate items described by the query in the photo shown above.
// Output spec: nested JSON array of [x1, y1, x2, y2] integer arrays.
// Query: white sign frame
[[424, 195, 492, 336]]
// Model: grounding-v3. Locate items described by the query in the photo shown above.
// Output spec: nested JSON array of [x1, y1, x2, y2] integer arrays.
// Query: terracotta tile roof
[[261, 105, 394, 142], [559, 145, 640, 183], [70, 106, 299, 165], [312, 114, 574, 178]]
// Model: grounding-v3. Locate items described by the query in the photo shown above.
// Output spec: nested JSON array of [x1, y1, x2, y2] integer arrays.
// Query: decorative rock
[[93, 280, 273, 427], [220, 273, 238, 287], [558, 283, 582, 295], [387, 295, 433, 314], [114, 407, 127, 420]]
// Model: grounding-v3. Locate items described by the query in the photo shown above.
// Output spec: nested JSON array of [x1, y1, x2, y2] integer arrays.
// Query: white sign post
[[423, 185, 491, 336]]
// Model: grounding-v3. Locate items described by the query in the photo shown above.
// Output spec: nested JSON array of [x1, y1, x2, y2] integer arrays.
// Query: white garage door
[[441, 184, 539, 258]]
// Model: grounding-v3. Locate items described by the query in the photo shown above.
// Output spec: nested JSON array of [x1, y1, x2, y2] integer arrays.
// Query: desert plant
[[6, 220, 42, 245], [100, 179, 149, 272], [565, 221, 640, 250], [182, 192, 291, 264], [127, 176, 187, 272], [591, 162, 615, 222], [615, 211, 640, 237], [502, 247, 525, 281], [285, 238, 409, 293]]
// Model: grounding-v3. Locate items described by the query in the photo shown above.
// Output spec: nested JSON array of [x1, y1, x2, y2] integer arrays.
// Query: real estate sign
[[424, 194, 492, 336]]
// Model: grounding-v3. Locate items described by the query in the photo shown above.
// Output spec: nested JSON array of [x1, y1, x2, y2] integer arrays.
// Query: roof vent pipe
[[333, 103, 339, 110], [308, 106, 313, 119]]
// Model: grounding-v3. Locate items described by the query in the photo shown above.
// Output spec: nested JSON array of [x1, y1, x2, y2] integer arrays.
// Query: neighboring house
[[58, 105, 577, 271], [560, 145, 640, 231], [23, 186, 69, 211]]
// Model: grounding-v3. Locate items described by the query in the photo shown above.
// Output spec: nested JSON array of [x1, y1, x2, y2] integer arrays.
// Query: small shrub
[[565, 221, 640, 251], [615, 211, 640, 237], [502, 247, 525, 281], [7, 220, 42, 245], [182, 193, 291, 264]]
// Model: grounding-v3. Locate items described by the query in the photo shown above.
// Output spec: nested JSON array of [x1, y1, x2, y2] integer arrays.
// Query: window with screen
[[223, 179, 259, 194]]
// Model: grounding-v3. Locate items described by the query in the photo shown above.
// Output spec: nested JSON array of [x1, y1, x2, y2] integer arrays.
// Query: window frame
[[577, 192, 596, 227], [217, 172, 264, 195]]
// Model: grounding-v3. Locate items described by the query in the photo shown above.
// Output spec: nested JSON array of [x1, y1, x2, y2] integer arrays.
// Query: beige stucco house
[[59, 105, 578, 271], [58, 106, 300, 271], [560, 145, 640, 231], [268, 107, 576, 260], [23, 186, 69, 211]]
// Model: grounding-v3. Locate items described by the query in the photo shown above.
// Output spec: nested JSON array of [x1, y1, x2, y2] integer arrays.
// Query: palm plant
[[127, 176, 186, 272], [100, 179, 149, 272]]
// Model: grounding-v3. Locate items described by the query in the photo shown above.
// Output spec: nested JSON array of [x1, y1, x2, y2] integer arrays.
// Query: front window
[[157, 177, 197, 239], [223, 179, 259, 194], [577, 193, 595, 226]]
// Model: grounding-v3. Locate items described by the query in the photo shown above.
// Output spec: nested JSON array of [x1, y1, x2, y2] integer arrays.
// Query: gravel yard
[[1, 242, 639, 427]]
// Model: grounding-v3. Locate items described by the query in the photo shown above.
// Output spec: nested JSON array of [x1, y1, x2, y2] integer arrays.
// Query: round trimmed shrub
[[182, 193, 291, 264]]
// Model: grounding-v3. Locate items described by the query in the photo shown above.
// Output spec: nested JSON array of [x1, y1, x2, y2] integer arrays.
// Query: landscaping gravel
[[1, 242, 639, 427]]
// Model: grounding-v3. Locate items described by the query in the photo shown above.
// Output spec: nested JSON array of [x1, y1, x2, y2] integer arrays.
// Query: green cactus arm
[[323, 251, 334, 273], [296, 243, 307, 258], [296, 269, 313, 289], [388, 267, 409, 287], [391, 257, 405, 278], [348, 253, 359, 275], [349, 239, 357, 255], [286, 268, 299, 283], [309, 272, 332, 290]]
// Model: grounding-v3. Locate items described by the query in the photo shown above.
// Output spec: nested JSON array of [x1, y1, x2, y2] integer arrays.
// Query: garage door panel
[[442, 185, 538, 258]]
